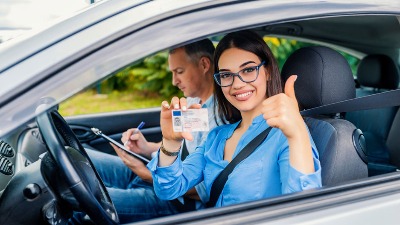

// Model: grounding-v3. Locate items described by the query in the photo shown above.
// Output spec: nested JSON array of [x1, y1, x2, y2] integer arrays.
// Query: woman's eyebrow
[[218, 61, 257, 72], [239, 61, 257, 68]]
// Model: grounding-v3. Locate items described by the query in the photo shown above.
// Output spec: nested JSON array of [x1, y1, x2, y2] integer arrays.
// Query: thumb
[[284, 75, 297, 99], [182, 132, 194, 141]]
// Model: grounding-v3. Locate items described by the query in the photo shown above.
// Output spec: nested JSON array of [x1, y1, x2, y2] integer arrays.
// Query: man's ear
[[199, 56, 211, 73]]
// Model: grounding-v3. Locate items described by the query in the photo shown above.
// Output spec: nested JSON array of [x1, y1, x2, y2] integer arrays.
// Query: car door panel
[[65, 107, 162, 155]]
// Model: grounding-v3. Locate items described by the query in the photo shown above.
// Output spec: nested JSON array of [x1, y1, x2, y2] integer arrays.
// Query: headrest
[[281, 46, 355, 110], [357, 54, 399, 89]]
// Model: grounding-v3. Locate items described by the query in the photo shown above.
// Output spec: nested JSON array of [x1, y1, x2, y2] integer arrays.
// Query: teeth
[[236, 91, 252, 98]]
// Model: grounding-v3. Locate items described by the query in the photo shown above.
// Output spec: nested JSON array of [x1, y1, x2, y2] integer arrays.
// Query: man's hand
[[122, 128, 159, 159], [110, 143, 153, 183]]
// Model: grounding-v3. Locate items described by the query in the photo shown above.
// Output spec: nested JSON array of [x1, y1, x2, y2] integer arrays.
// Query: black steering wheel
[[36, 104, 119, 225]]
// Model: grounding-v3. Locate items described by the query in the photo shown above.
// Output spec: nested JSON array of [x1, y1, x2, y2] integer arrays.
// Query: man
[[73, 39, 222, 224]]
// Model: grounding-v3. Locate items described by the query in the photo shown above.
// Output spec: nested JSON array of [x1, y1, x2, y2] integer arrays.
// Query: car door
[[65, 107, 162, 155]]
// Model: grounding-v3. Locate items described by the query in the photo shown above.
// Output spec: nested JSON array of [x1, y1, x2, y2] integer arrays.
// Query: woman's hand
[[261, 75, 314, 174], [160, 96, 201, 143], [158, 96, 201, 166], [261, 75, 305, 139]]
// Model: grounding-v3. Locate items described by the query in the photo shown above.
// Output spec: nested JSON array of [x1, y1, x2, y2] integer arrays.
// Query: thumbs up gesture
[[261, 75, 305, 139]]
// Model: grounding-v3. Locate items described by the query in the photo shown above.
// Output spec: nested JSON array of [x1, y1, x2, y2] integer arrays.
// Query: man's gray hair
[[169, 39, 215, 66]]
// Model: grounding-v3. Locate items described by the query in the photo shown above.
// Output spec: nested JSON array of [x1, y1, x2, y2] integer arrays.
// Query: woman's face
[[218, 47, 268, 115]]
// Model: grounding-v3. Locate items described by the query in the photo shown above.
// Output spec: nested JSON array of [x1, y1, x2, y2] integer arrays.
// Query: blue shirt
[[183, 96, 223, 205], [148, 114, 322, 207]]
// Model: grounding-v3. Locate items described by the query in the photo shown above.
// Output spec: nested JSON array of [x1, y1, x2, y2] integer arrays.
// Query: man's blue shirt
[[148, 114, 322, 207]]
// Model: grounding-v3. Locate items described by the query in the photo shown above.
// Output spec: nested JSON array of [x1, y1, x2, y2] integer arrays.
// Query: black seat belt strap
[[181, 140, 189, 161], [206, 127, 273, 208], [301, 89, 400, 116]]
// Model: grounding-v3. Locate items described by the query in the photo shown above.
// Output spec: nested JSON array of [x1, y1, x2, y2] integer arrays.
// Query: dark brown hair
[[214, 30, 282, 123]]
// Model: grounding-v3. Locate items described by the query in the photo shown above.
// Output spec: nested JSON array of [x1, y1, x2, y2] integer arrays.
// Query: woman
[[147, 30, 321, 207]]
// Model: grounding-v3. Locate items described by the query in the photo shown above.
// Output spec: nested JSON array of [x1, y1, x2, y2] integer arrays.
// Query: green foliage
[[264, 36, 359, 75], [264, 37, 312, 70], [132, 53, 176, 96], [110, 52, 180, 98]]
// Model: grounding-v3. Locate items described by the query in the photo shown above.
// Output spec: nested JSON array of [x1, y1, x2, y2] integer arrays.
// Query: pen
[[133, 121, 145, 134], [124, 121, 145, 146]]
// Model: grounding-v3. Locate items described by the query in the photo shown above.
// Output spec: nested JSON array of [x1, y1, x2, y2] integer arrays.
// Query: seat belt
[[301, 89, 400, 116], [181, 140, 189, 161], [206, 126, 273, 208]]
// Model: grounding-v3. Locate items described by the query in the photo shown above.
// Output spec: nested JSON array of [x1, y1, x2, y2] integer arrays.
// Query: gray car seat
[[281, 46, 368, 186], [345, 55, 400, 167]]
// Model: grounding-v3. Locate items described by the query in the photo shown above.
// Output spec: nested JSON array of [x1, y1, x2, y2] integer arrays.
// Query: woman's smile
[[232, 90, 254, 101]]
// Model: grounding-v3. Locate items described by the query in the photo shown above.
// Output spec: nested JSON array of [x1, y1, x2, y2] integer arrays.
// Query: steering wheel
[[36, 105, 119, 225]]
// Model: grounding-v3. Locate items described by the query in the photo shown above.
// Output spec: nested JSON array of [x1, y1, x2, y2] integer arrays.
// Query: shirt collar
[[202, 95, 214, 108]]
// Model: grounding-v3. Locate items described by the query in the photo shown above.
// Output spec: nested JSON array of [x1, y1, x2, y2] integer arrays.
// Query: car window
[[59, 37, 360, 117]]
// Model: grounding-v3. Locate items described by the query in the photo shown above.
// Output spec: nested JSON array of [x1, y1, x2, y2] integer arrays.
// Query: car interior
[[345, 54, 400, 176], [281, 46, 368, 185], [0, 12, 399, 224]]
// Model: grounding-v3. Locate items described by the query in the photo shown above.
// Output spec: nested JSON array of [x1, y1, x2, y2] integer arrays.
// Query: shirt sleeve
[[285, 156, 321, 192], [194, 181, 209, 203], [147, 146, 207, 200], [278, 132, 322, 194]]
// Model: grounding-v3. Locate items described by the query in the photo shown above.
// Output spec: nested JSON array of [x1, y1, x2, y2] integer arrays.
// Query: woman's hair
[[214, 30, 282, 124]]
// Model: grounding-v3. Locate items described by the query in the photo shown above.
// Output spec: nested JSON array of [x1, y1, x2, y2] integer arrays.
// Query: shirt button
[[302, 181, 309, 188]]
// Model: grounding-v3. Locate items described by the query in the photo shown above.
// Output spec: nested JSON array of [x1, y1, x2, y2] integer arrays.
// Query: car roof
[[0, 0, 216, 72], [0, 0, 399, 137]]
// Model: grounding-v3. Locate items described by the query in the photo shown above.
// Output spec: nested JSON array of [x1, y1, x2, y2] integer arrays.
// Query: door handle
[[70, 125, 97, 142]]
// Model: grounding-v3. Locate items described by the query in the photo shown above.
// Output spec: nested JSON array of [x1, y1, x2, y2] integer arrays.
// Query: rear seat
[[345, 54, 399, 175]]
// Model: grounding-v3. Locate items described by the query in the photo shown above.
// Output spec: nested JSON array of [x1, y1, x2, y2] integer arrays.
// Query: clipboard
[[91, 127, 150, 164]]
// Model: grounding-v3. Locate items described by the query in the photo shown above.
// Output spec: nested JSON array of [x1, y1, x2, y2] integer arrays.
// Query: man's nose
[[172, 73, 178, 86]]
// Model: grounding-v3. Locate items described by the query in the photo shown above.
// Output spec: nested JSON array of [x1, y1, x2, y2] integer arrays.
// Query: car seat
[[281, 46, 368, 186], [345, 55, 399, 168], [386, 108, 400, 168]]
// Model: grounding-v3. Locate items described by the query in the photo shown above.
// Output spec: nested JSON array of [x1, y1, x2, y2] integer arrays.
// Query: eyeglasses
[[213, 61, 266, 87]]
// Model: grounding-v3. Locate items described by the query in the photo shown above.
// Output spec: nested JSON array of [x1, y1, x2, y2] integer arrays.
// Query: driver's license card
[[172, 109, 209, 132]]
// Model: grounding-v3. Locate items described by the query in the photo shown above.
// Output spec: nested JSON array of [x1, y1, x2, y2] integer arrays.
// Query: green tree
[[106, 51, 180, 98]]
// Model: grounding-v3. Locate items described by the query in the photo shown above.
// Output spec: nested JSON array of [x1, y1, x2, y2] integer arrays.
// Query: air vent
[[0, 155, 14, 175], [0, 140, 14, 157]]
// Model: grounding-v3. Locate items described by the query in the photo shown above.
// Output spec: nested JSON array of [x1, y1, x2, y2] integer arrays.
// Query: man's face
[[168, 48, 205, 98]]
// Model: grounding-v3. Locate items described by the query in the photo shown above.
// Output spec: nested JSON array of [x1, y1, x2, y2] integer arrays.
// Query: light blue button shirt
[[148, 114, 322, 207]]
